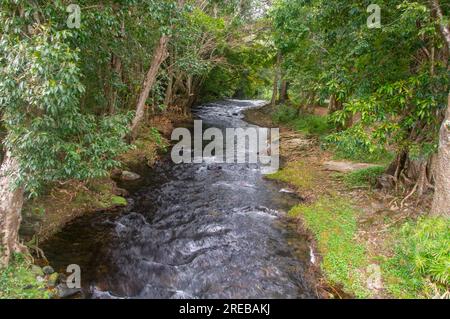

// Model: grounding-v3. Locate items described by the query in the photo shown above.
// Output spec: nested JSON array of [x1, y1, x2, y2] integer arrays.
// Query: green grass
[[272, 105, 331, 137], [265, 161, 316, 190], [289, 197, 371, 298], [340, 166, 386, 188], [382, 217, 450, 299], [0, 254, 50, 299]]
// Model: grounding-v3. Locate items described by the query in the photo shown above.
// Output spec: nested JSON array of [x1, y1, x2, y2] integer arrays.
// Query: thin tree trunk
[[164, 74, 173, 107], [271, 52, 282, 106], [130, 35, 169, 140], [279, 80, 289, 104], [0, 151, 26, 267], [109, 53, 122, 115]]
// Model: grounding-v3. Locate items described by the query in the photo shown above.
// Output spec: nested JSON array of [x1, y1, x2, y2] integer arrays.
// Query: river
[[42, 100, 316, 299]]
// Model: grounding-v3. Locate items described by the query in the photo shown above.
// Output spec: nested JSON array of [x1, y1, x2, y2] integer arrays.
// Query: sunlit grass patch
[[289, 197, 371, 298], [265, 160, 316, 190]]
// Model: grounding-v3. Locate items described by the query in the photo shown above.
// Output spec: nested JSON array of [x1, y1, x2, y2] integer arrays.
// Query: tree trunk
[[109, 53, 122, 115], [130, 35, 169, 140], [279, 80, 289, 104], [430, 0, 450, 216], [0, 151, 26, 267], [431, 93, 450, 217], [271, 52, 282, 106]]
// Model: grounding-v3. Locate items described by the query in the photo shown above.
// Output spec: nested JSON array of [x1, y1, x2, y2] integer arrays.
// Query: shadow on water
[[42, 100, 317, 299]]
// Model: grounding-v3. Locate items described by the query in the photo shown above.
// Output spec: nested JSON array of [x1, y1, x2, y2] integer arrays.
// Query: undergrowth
[[382, 217, 450, 299], [0, 254, 50, 299]]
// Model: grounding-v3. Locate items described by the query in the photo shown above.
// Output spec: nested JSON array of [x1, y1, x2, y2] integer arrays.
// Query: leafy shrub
[[272, 105, 331, 136], [324, 125, 393, 164], [383, 217, 450, 298], [272, 105, 298, 123], [343, 166, 386, 188]]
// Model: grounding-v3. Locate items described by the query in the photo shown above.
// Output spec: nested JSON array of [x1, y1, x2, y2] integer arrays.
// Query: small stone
[[121, 170, 141, 181], [23, 284, 34, 290], [31, 265, 45, 277], [47, 272, 59, 287], [42, 265, 55, 275]]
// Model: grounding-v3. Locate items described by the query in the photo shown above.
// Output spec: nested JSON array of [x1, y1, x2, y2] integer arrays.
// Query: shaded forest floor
[[244, 104, 449, 299]]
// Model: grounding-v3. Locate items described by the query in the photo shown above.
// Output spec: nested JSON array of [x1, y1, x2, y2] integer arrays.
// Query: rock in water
[[43, 265, 55, 275], [121, 170, 141, 181]]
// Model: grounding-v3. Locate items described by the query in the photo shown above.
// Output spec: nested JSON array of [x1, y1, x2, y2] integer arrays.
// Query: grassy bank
[[0, 254, 50, 299], [255, 104, 449, 299]]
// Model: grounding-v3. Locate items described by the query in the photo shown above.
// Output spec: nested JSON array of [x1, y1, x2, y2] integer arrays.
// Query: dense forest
[[0, 0, 449, 299]]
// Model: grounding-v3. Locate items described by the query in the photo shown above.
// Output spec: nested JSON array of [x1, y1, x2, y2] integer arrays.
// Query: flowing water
[[42, 100, 317, 299]]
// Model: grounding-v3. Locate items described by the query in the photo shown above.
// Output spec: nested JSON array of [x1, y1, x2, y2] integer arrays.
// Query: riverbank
[[244, 104, 449, 299], [1, 110, 190, 299]]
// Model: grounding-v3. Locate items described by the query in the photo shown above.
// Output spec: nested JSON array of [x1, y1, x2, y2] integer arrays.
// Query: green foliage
[[272, 105, 298, 123], [149, 127, 167, 152], [0, 254, 50, 299], [271, 0, 449, 167], [289, 197, 370, 298], [0, 5, 132, 196], [383, 217, 450, 298], [272, 105, 332, 136], [342, 166, 386, 188], [325, 125, 394, 164]]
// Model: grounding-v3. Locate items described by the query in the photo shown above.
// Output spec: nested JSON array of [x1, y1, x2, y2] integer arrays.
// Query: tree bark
[[271, 52, 282, 106], [430, 0, 450, 216], [130, 35, 169, 140], [109, 53, 122, 115], [0, 151, 26, 267], [279, 80, 289, 104], [431, 93, 450, 217]]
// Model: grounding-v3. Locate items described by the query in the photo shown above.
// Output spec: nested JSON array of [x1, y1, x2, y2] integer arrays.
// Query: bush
[[272, 105, 298, 123], [324, 126, 393, 164], [342, 166, 386, 188], [272, 105, 331, 136], [383, 217, 450, 298]]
